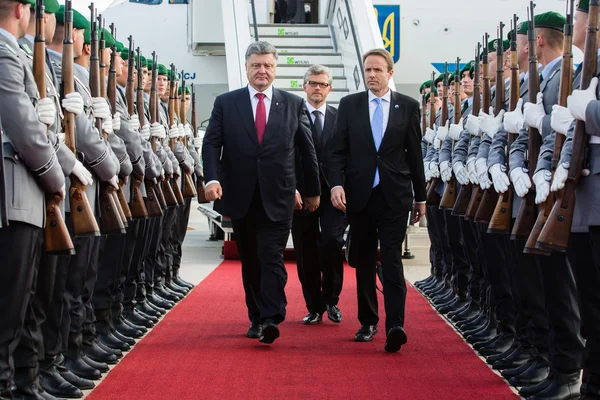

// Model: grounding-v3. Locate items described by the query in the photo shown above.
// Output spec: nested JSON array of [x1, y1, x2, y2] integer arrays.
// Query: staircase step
[[286, 88, 349, 103], [279, 53, 342, 65], [277, 64, 345, 77], [274, 76, 348, 90], [262, 35, 332, 48], [277, 46, 334, 54], [256, 24, 330, 37]]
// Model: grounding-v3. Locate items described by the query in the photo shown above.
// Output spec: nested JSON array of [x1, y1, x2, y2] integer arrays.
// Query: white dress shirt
[[206, 84, 273, 188], [305, 101, 327, 131], [368, 89, 391, 137]]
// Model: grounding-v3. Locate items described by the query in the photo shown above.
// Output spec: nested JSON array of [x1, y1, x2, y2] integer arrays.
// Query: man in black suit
[[324, 48, 427, 352], [292, 65, 345, 325], [202, 41, 321, 345]]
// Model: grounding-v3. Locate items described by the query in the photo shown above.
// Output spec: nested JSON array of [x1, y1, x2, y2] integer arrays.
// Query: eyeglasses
[[306, 81, 331, 89]]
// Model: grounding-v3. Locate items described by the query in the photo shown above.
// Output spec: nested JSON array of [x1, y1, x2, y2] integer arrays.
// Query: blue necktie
[[372, 98, 383, 188]]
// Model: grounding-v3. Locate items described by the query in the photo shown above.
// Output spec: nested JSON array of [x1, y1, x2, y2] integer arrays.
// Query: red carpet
[[88, 262, 517, 400]]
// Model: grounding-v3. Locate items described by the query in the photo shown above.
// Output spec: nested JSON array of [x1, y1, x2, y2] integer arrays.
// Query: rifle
[[61, 0, 99, 238], [476, 27, 507, 224], [453, 45, 481, 217], [426, 71, 442, 205], [0, 121, 7, 229], [136, 48, 162, 218], [440, 59, 461, 210], [89, 4, 126, 235], [168, 64, 185, 204], [511, 3, 544, 243], [537, 0, 599, 252], [107, 24, 134, 223], [179, 74, 197, 199], [192, 84, 209, 204], [466, 35, 491, 219], [526, 1, 575, 251], [489, 15, 520, 233], [34, 0, 75, 254]]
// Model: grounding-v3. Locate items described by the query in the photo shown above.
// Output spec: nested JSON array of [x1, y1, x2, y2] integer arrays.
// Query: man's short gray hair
[[303, 64, 333, 85], [245, 41, 278, 62]]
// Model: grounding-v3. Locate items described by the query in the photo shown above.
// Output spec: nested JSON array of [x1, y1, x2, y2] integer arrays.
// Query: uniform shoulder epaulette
[[0, 43, 17, 56]]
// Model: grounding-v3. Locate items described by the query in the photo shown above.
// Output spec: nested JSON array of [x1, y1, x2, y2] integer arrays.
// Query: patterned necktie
[[372, 98, 383, 188], [255, 93, 266, 144]]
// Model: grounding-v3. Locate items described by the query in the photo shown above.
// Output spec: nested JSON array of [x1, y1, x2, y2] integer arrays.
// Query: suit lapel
[[541, 62, 561, 93], [362, 92, 377, 153], [234, 87, 258, 147], [379, 91, 404, 151], [261, 88, 284, 148], [322, 105, 336, 145]]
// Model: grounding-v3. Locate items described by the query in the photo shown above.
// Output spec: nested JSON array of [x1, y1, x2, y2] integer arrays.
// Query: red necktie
[[255, 93, 266, 144]]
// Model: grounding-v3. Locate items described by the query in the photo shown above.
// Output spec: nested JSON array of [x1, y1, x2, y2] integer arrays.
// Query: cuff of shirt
[[415, 201, 426, 204], [205, 180, 219, 187], [330, 185, 343, 193]]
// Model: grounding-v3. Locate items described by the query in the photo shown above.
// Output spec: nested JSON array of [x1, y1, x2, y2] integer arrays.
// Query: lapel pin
[[394, 105, 399, 109]]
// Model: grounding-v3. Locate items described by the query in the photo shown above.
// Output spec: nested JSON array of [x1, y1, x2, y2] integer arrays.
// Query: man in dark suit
[[324, 48, 426, 353], [292, 65, 345, 325], [202, 41, 321, 345]]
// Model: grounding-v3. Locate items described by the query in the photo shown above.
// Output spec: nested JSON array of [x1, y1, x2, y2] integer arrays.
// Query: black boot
[[526, 370, 581, 399], [83, 340, 119, 364], [55, 355, 94, 390], [63, 352, 102, 381], [39, 358, 83, 399], [509, 356, 549, 388], [13, 366, 58, 400], [135, 301, 162, 318], [492, 345, 536, 371]]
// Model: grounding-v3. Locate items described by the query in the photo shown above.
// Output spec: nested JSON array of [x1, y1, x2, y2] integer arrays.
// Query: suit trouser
[[511, 238, 549, 354], [569, 229, 600, 395], [171, 198, 192, 279], [347, 186, 410, 334], [0, 222, 42, 392], [443, 211, 470, 296], [459, 218, 482, 304], [231, 188, 291, 324], [425, 206, 444, 278], [291, 191, 345, 314], [94, 234, 126, 313], [535, 252, 583, 372], [476, 223, 515, 335]]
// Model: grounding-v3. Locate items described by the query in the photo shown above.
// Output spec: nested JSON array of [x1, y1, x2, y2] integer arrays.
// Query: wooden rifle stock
[[168, 65, 185, 204], [191, 84, 209, 204], [34, 0, 75, 254], [537, 0, 599, 252], [89, 5, 125, 235], [61, 1, 99, 238]]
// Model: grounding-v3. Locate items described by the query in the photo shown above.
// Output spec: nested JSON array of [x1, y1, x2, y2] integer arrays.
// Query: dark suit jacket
[[202, 86, 320, 222], [296, 104, 337, 196], [324, 90, 426, 213]]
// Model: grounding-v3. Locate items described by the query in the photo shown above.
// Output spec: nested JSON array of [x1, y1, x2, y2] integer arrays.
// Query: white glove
[[475, 158, 488, 183], [449, 118, 464, 141], [102, 117, 113, 134], [489, 164, 510, 194], [129, 114, 140, 131], [504, 98, 525, 133], [551, 104, 575, 136], [193, 137, 202, 148], [477, 164, 492, 190], [567, 77, 598, 121], [92, 97, 111, 120], [440, 161, 452, 182], [36, 97, 56, 126], [57, 132, 65, 143], [532, 170, 551, 204], [453, 162, 469, 185], [140, 124, 151, 141], [510, 167, 532, 197], [467, 158, 479, 185], [437, 121, 449, 141], [71, 160, 93, 186], [433, 138, 442, 150], [112, 112, 121, 132], [169, 124, 180, 139], [151, 122, 166, 139], [424, 126, 436, 144], [61, 92, 84, 116], [523, 92, 546, 133], [551, 164, 569, 192], [429, 162, 440, 178], [424, 162, 431, 182], [107, 175, 119, 190], [479, 106, 505, 139], [174, 165, 181, 176], [184, 124, 193, 138], [466, 114, 480, 136], [178, 123, 185, 137]]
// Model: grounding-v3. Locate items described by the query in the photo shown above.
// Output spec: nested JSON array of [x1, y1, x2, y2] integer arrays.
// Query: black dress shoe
[[167, 280, 189, 295], [39, 365, 83, 398], [113, 329, 136, 346], [121, 317, 148, 333], [12, 383, 57, 400], [98, 331, 131, 352], [84, 341, 119, 365], [487, 342, 519, 364], [438, 299, 467, 314], [154, 286, 180, 303], [259, 320, 280, 344], [133, 308, 159, 324], [354, 325, 378, 342], [145, 299, 167, 315], [474, 333, 502, 351], [161, 285, 184, 301], [115, 321, 144, 339], [81, 355, 109, 373], [148, 294, 173, 310], [479, 335, 514, 356], [509, 357, 549, 387], [64, 356, 102, 381], [527, 372, 581, 399], [492, 346, 536, 371], [302, 312, 322, 325], [326, 305, 342, 323], [384, 326, 408, 353], [55, 355, 95, 390], [502, 358, 535, 379], [125, 312, 154, 329], [135, 301, 162, 318], [96, 340, 122, 358], [173, 276, 194, 289], [246, 322, 262, 338]]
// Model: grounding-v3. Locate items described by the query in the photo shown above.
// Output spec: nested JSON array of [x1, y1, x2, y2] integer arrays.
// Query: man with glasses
[[291, 65, 344, 326]]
